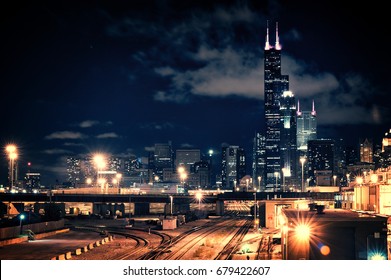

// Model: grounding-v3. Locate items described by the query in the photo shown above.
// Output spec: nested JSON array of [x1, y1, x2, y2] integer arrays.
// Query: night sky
[[1, 0, 390, 186]]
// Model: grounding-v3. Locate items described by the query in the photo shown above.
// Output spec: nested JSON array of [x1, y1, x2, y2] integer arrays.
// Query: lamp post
[[356, 176, 363, 210], [169, 195, 173, 215], [195, 192, 202, 210], [246, 178, 249, 192], [257, 176, 261, 192], [6, 145, 17, 192], [93, 153, 106, 192], [333, 175, 337, 186], [300, 157, 306, 192], [19, 214, 25, 235], [274, 172, 278, 192], [253, 192, 257, 230]]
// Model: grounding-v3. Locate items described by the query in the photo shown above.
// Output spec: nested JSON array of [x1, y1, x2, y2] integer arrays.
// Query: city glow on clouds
[[96, 133, 120, 139], [45, 131, 87, 140]]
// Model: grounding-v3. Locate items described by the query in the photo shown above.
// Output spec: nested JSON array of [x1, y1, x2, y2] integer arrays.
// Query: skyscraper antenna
[[265, 20, 271, 50], [275, 22, 281, 50]]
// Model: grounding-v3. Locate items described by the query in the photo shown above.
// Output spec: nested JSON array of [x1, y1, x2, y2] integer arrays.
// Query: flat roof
[[283, 208, 388, 222]]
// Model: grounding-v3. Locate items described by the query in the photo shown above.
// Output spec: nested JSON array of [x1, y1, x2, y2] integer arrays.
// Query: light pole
[[356, 176, 363, 210], [196, 192, 202, 210], [333, 175, 337, 186], [19, 214, 25, 235], [253, 192, 257, 230], [257, 176, 261, 192], [300, 157, 306, 192], [274, 172, 278, 192], [169, 195, 173, 215], [246, 178, 249, 192], [6, 145, 17, 192], [93, 153, 106, 192]]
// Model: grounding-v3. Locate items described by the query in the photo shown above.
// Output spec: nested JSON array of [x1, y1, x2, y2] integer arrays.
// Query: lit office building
[[252, 132, 266, 191], [360, 138, 373, 163], [307, 139, 335, 186], [296, 100, 317, 152], [280, 91, 297, 187], [221, 145, 246, 190], [263, 22, 289, 191]]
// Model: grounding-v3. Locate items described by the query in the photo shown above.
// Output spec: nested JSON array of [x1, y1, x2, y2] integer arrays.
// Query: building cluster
[[3, 23, 391, 195]]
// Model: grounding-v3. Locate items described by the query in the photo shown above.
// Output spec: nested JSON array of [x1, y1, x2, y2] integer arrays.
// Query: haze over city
[[1, 0, 390, 186]]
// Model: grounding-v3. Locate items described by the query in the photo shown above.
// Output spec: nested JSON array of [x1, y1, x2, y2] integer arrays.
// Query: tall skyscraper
[[280, 91, 297, 187], [264, 22, 289, 191], [296, 100, 317, 151], [221, 144, 246, 190]]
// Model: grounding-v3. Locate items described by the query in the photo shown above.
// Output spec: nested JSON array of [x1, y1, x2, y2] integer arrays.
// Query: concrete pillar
[[215, 200, 225, 216]]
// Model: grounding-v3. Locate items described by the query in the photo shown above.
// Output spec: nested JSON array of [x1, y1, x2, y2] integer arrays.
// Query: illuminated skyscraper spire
[[275, 22, 281, 50], [265, 20, 271, 50], [297, 100, 302, 116], [311, 100, 316, 116]]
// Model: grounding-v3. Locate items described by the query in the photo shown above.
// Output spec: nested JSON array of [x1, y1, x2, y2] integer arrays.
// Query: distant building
[[252, 132, 266, 191], [296, 100, 317, 152], [307, 139, 335, 186], [24, 172, 41, 192], [221, 144, 246, 190], [360, 138, 373, 163], [152, 142, 174, 180], [175, 149, 201, 172], [280, 91, 297, 187]]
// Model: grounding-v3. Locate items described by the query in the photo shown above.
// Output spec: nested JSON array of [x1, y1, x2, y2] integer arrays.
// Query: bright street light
[[257, 176, 261, 191], [195, 192, 202, 210], [333, 175, 337, 186], [6, 144, 18, 191], [19, 214, 25, 235]]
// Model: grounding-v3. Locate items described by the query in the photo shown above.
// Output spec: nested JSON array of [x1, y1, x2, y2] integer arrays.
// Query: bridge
[[0, 191, 338, 216]]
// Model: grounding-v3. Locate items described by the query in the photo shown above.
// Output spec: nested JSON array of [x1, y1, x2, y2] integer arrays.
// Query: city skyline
[[1, 0, 390, 186]]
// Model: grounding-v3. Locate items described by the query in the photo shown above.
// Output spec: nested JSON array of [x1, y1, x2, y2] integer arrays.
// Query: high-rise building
[[264, 22, 289, 191], [153, 142, 173, 180], [175, 149, 201, 172], [252, 132, 266, 191], [221, 144, 246, 190], [280, 91, 297, 187], [66, 157, 82, 186], [307, 139, 335, 186], [24, 172, 41, 192], [296, 100, 317, 151], [360, 138, 373, 163]]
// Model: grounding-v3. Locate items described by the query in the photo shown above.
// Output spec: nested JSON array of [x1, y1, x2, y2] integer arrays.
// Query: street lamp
[[274, 172, 279, 192], [169, 195, 173, 215], [257, 176, 261, 191], [246, 178, 249, 192], [19, 214, 25, 235], [93, 153, 106, 185], [300, 157, 306, 192], [333, 175, 337, 186], [195, 192, 202, 210], [253, 192, 257, 230], [6, 144, 18, 191], [356, 176, 363, 210]]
